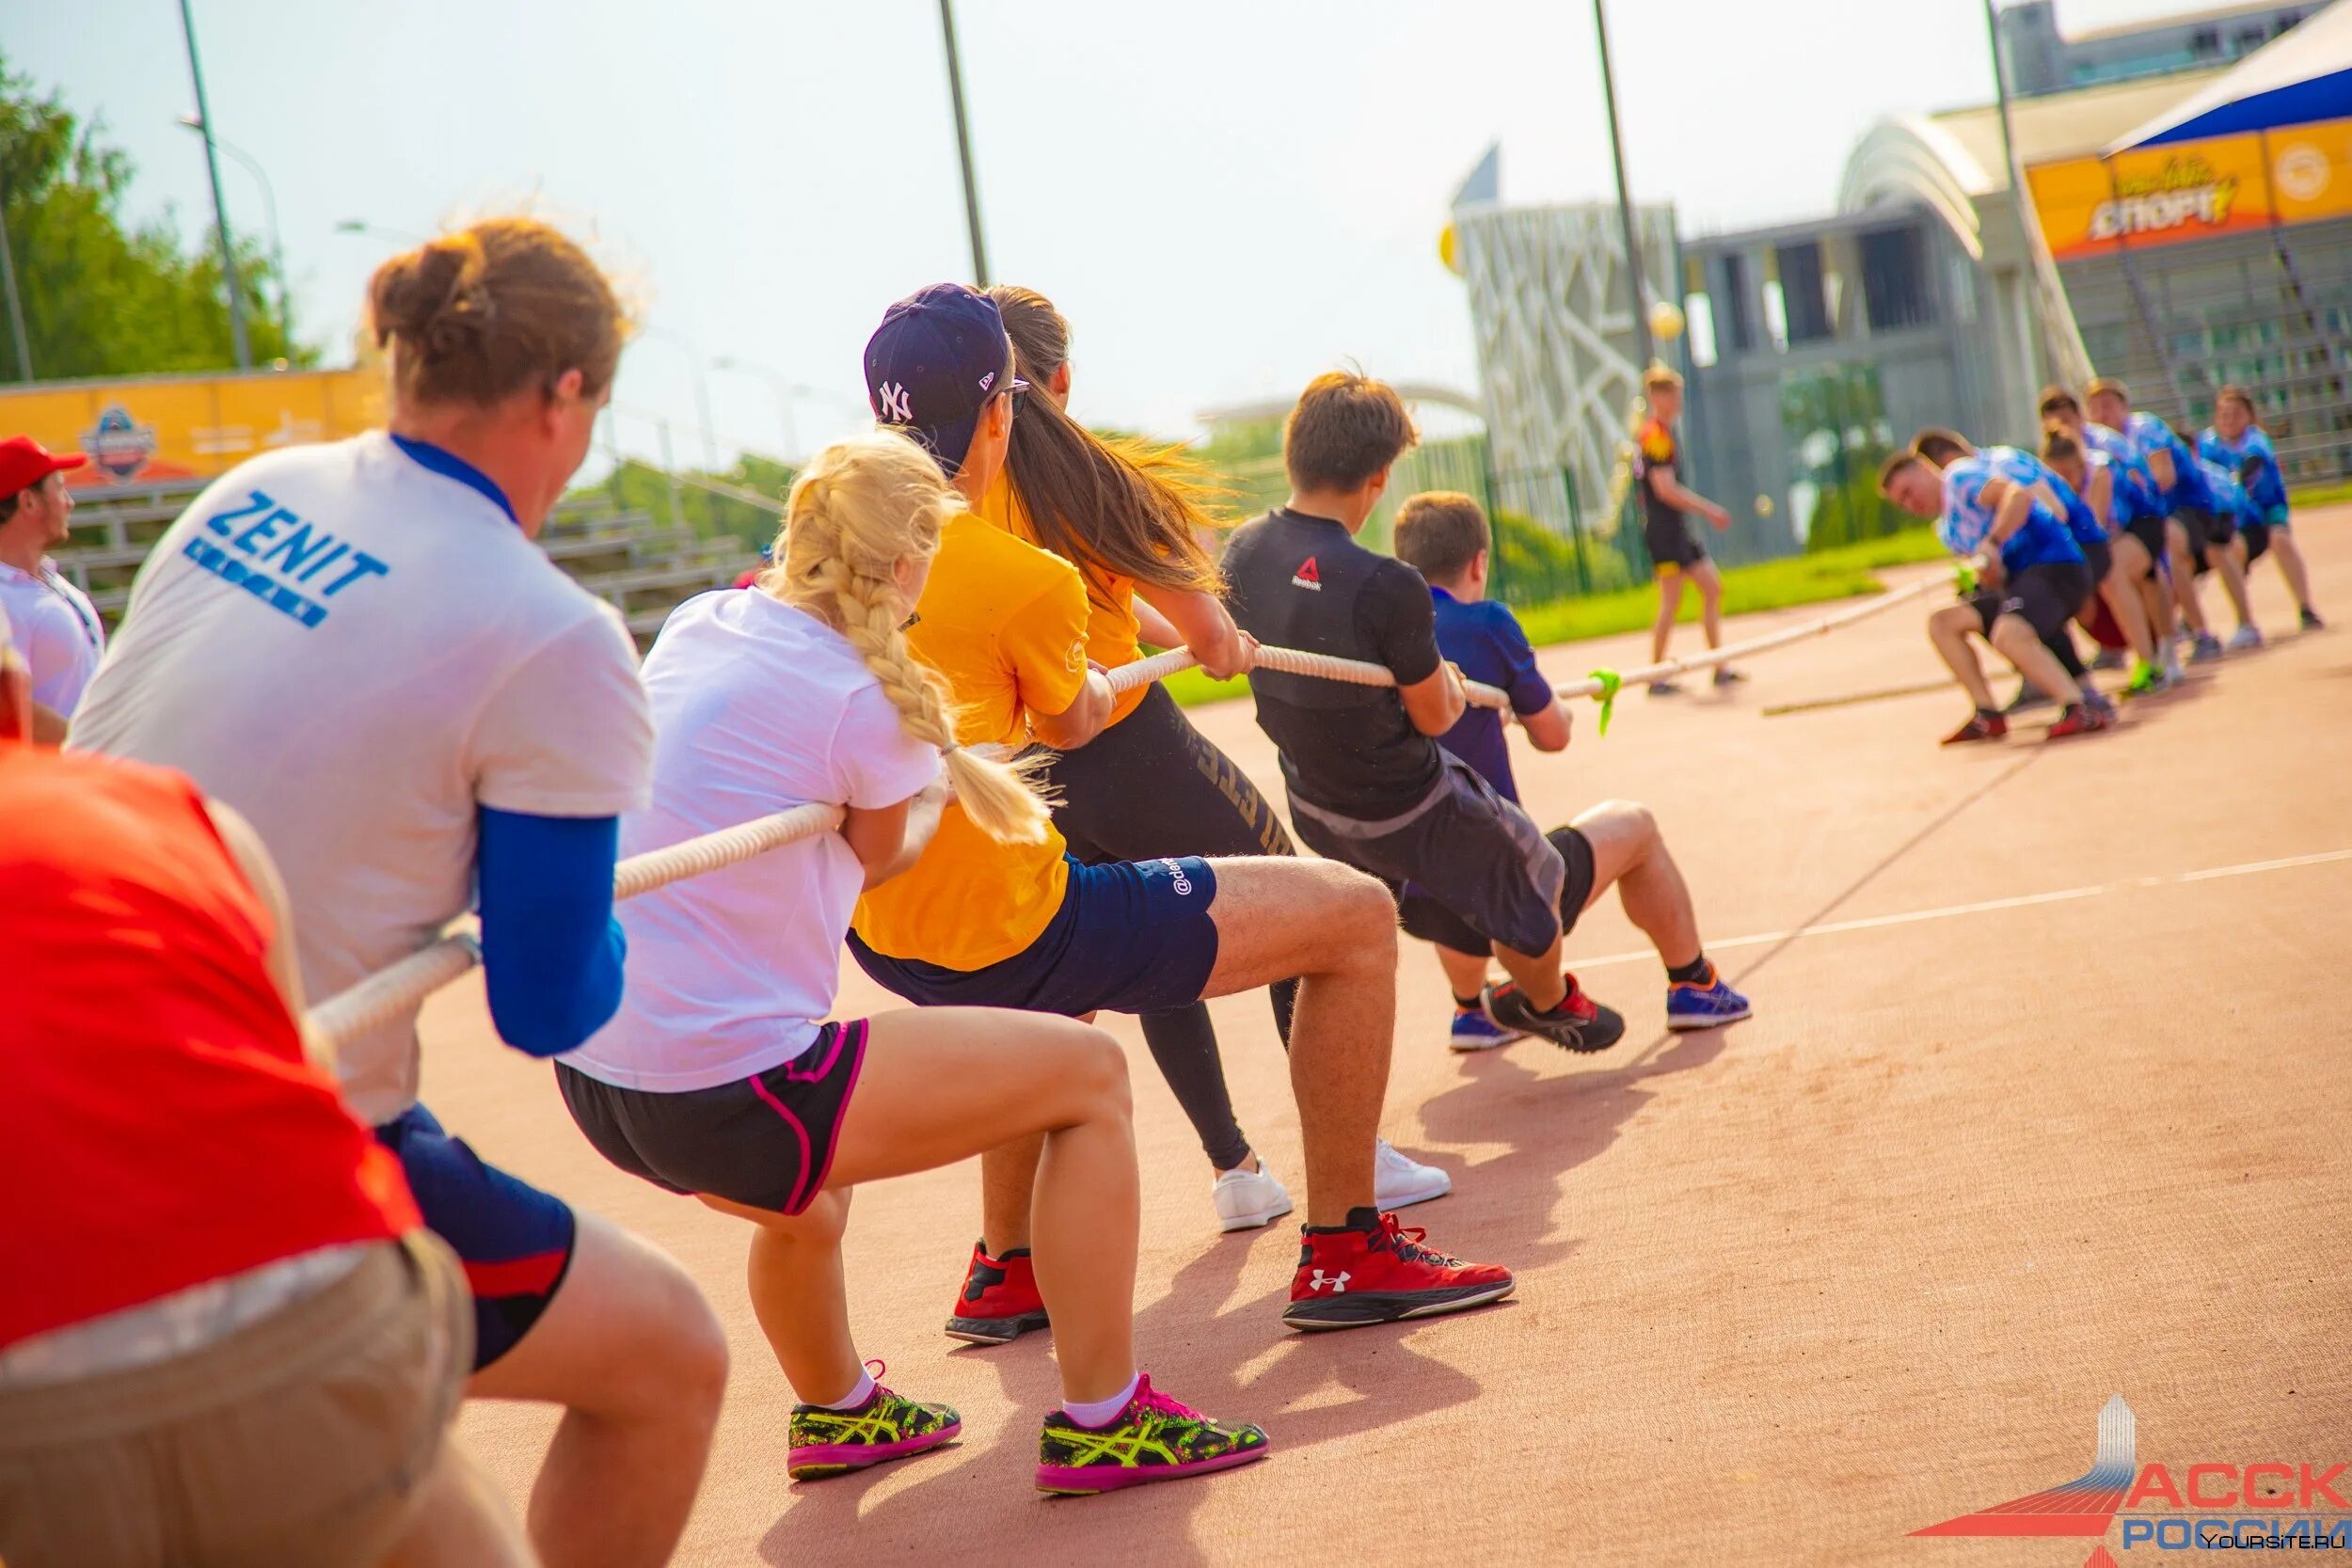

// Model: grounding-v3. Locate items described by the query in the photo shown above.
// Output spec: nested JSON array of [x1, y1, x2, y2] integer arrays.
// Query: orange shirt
[[850, 512, 1091, 971], [976, 473, 1151, 727], [0, 748, 418, 1348]]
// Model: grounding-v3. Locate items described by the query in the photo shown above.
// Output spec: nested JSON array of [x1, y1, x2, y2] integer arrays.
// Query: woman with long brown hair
[[977, 285, 1451, 1237]]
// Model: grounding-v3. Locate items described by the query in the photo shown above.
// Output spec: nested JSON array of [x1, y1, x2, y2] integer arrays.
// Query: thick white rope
[[305, 569, 1948, 1046], [306, 803, 844, 1048]]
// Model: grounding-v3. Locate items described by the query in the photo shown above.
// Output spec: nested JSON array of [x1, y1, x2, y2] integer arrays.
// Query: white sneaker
[[2227, 625, 2265, 653], [1373, 1138, 1452, 1210], [1213, 1161, 1294, 1233]]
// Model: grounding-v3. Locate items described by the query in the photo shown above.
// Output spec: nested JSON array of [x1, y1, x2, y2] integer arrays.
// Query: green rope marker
[[1954, 562, 1979, 594], [1588, 667, 1623, 736]]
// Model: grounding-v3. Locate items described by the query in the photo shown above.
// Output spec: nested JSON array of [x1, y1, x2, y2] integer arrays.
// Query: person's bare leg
[[464, 1217, 728, 1568], [979, 1134, 1044, 1257], [2212, 539, 2257, 628], [2268, 530, 2316, 613], [2169, 520, 2210, 634], [1692, 557, 1724, 650], [1195, 856, 1398, 1226], [1930, 605, 1998, 710], [1435, 944, 1491, 1001], [1490, 932, 1567, 1011], [1649, 572, 1685, 663], [2101, 546, 2158, 663], [1989, 614, 2083, 705], [1568, 800, 1700, 969], [715, 1008, 1139, 1403], [377, 1438, 537, 1568]]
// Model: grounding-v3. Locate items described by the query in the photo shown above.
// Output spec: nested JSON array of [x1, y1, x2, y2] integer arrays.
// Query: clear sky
[[15, 0, 2192, 467]]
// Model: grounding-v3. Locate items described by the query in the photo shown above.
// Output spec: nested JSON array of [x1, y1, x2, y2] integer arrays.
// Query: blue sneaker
[[1447, 1007, 1522, 1053], [1665, 967, 1751, 1031]]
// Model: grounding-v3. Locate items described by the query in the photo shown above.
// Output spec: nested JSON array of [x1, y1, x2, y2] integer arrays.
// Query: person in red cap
[[0, 436, 103, 743]]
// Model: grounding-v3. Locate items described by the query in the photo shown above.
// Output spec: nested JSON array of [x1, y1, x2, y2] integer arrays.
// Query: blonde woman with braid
[[558, 431, 1268, 1497]]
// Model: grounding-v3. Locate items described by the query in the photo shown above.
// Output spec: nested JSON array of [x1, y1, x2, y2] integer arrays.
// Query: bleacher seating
[[52, 480, 753, 649]]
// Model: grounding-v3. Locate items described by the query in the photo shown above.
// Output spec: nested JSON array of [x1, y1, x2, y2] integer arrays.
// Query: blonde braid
[[780, 436, 1053, 845]]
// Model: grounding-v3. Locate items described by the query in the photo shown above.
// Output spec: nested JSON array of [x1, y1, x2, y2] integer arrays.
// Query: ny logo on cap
[[877, 381, 914, 423]]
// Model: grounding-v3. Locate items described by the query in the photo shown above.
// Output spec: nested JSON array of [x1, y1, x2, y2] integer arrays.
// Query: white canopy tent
[[2109, 0, 2352, 150]]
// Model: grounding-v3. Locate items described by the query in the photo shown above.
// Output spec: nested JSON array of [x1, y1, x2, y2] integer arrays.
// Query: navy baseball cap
[[864, 283, 1025, 477]]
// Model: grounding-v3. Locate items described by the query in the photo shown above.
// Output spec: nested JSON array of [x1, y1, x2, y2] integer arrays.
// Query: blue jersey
[[2198, 458, 2262, 530], [2123, 411, 2212, 513], [1990, 446, 2106, 553], [1939, 453, 2084, 574], [1426, 587, 1558, 803], [2084, 423, 2165, 519], [2199, 425, 2287, 522], [2086, 451, 2153, 530]]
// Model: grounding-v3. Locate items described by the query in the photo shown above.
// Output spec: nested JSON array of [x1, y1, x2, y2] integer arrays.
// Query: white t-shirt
[[0, 558, 104, 716], [71, 432, 652, 1124], [566, 590, 939, 1092]]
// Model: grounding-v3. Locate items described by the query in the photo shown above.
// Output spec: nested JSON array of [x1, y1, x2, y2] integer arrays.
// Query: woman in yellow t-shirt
[[983, 286, 1449, 1236]]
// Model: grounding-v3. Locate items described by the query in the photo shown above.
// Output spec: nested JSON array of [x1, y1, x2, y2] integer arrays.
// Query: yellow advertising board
[[0, 367, 386, 490], [2026, 115, 2352, 261]]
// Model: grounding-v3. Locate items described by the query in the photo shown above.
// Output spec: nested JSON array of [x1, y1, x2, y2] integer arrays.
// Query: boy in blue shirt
[[2087, 377, 2254, 657], [2201, 384, 2322, 630], [1878, 447, 2108, 745], [1391, 490, 1749, 1049]]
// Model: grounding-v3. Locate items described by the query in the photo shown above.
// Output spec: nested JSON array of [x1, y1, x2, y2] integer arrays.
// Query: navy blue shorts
[[374, 1102, 576, 1370], [848, 855, 1221, 1016]]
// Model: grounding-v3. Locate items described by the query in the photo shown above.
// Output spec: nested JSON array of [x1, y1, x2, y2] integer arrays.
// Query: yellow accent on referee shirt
[[850, 511, 1090, 972], [975, 473, 1150, 728]]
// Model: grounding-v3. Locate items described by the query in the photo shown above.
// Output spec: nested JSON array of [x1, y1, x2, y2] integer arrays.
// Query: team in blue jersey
[[1877, 372, 2323, 748]]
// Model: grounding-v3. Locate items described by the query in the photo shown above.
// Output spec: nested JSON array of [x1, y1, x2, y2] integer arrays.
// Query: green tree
[[0, 51, 304, 380], [574, 452, 797, 549]]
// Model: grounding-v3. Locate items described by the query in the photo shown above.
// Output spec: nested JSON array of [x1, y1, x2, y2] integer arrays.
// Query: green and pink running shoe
[[1035, 1373, 1269, 1496], [787, 1362, 961, 1481]]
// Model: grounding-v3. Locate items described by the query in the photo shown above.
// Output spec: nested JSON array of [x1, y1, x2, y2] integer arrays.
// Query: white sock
[[1060, 1372, 1141, 1428], [818, 1369, 876, 1411]]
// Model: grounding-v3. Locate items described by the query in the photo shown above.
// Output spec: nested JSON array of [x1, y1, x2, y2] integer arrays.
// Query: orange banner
[[0, 368, 386, 489], [2027, 134, 2273, 260], [2264, 115, 2352, 227]]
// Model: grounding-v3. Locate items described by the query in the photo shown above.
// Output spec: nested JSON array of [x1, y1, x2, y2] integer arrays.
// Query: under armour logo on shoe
[[877, 381, 914, 422], [1309, 1269, 1350, 1293]]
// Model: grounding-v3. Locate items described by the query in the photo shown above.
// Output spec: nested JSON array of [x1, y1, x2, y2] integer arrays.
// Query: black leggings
[[1041, 681, 1296, 1173]]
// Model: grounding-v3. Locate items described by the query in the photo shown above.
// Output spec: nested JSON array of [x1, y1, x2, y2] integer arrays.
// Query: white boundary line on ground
[[1568, 847, 2352, 971]]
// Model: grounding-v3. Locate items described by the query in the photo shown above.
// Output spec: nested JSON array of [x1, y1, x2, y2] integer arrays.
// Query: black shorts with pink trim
[[556, 1019, 869, 1216]]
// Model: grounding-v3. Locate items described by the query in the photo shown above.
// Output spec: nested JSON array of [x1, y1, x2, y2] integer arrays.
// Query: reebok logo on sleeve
[[1291, 557, 1321, 591]]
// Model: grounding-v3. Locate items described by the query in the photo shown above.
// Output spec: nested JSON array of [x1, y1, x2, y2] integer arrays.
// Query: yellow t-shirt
[[850, 512, 1091, 972], [976, 473, 1151, 727]]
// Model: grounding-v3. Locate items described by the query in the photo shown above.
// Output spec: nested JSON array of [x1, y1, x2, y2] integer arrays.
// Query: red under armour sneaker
[[945, 1240, 1050, 1345], [1282, 1209, 1515, 1331]]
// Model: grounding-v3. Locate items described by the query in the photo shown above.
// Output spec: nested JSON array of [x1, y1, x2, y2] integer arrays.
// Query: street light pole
[[936, 0, 992, 286], [180, 117, 288, 352], [1593, 0, 1655, 375], [711, 356, 803, 463], [177, 0, 251, 371], [644, 326, 721, 472], [0, 165, 32, 382], [1981, 0, 2048, 381]]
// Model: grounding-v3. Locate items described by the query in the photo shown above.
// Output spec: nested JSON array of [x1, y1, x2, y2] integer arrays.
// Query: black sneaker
[[1482, 976, 1627, 1053], [1646, 679, 1683, 697], [1711, 666, 1746, 687], [2302, 607, 2327, 631]]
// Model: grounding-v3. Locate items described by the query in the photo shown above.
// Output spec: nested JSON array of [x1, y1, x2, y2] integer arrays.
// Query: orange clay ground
[[434, 509, 2351, 1567]]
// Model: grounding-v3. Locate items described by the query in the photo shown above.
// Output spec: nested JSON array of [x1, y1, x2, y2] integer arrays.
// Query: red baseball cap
[[0, 436, 88, 498]]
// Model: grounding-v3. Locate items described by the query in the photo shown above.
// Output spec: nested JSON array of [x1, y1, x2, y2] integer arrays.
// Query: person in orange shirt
[[850, 285, 1515, 1339], [1635, 367, 1741, 691], [0, 603, 532, 1568], [979, 285, 1453, 1234]]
